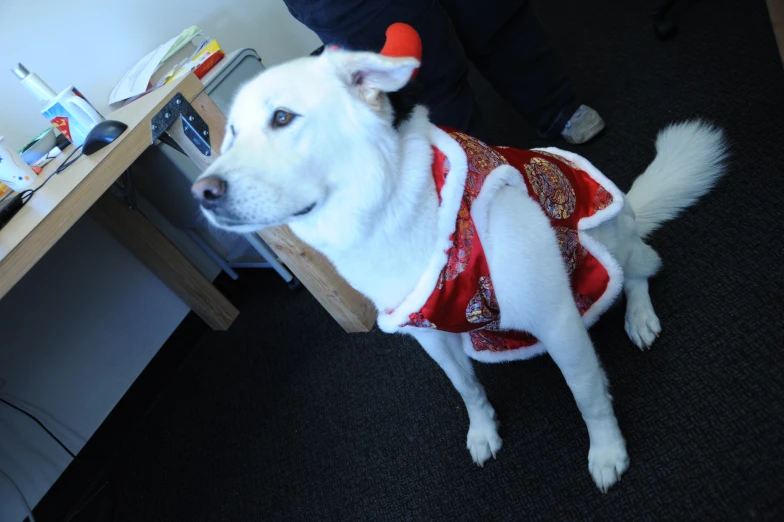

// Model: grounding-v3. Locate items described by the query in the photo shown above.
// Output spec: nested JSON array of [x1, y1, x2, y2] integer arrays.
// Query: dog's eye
[[271, 109, 296, 128]]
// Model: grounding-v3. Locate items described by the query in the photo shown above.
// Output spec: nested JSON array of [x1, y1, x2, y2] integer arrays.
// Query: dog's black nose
[[192, 176, 227, 208]]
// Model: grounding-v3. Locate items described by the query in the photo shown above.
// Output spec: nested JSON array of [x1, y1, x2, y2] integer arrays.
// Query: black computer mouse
[[83, 119, 128, 156]]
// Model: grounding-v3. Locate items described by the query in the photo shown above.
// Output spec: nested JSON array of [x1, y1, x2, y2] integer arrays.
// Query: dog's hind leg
[[588, 202, 664, 350], [623, 240, 662, 350], [407, 328, 502, 466], [483, 184, 628, 491]]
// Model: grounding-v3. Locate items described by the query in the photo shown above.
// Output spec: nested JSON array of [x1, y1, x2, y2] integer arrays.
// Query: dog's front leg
[[486, 184, 628, 491], [536, 313, 629, 492], [407, 328, 502, 466]]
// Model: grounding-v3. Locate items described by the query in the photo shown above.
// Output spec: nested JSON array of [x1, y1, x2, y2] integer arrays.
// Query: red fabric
[[431, 146, 448, 203], [405, 131, 614, 354], [379, 23, 422, 78]]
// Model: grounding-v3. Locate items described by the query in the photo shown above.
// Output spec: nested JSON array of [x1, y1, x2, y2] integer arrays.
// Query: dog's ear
[[326, 50, 419, 107]]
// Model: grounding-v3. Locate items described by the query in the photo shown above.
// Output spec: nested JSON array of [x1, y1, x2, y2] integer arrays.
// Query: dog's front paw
[[466, 419, 502, 466], [625, 300, 661, 350], [588, 442, 629, 493]]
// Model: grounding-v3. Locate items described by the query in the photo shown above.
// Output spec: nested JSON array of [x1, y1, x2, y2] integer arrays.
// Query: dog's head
[[191, 50, 420, 236]]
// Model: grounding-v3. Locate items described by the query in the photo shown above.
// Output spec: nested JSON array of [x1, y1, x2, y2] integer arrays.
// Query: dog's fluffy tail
[[626, 120, 728, 238]]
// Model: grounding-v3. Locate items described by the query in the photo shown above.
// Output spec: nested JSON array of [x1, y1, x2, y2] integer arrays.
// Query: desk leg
[[768, 0, 784, 64], [257, 227, 377, 333], [90, 193, 239, 330], [167, 91, 377, 333]]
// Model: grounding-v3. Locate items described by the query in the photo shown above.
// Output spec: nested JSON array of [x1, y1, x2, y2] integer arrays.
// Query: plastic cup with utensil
[[41, 86, 105, 147], [0, 136, 37, 192]]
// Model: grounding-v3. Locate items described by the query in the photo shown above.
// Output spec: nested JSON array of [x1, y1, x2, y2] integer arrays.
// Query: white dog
[[191, 49, 727, 492]]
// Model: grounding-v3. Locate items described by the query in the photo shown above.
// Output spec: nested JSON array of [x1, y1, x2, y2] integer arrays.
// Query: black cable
[[19, 145, 84, 204], [0, 397, 75, 459], [65, 481, 109, 522], [22, 145, 84, 203], [2, 145, 83, 210], [0, 466, 36, 522]]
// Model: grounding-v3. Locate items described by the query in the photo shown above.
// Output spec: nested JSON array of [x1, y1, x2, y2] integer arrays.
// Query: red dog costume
[[375, 25, 625, 362]]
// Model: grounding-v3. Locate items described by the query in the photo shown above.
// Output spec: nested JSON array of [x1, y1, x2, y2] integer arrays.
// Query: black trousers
[[283, 0, 580, 140]]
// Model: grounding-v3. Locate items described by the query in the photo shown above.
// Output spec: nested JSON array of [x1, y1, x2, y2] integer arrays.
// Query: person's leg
[[441, 0, 602, 142], [282, 0, 487, 138]]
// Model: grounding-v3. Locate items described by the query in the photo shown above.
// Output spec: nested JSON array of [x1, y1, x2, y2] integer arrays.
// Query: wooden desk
[[0, 73, 376, 333], [0, 74, 237, 328]]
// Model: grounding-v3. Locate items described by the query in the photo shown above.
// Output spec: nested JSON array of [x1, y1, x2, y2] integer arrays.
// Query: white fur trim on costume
[[462, 333, 548, 363], [377, 125, 468, 333], [534, 147, 625, 327], [577, 231, 624, 327], [533, 147, 625, 229]]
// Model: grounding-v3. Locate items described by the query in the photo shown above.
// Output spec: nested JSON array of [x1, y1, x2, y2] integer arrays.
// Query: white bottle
[[12, 64, 57, 107]]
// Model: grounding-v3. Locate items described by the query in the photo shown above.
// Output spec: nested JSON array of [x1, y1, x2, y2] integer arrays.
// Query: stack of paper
[[110, 26, 224, 105]]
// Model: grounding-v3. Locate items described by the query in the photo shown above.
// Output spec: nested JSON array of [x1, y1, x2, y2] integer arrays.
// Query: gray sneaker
[[561, 105, 606, 144]]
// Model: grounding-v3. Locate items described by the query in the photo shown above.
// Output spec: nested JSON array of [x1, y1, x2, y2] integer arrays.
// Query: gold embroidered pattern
[[524, 157, 576, 220]]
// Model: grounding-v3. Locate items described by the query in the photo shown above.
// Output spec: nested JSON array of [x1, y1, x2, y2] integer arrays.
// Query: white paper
[[109, 36, 178, 104]]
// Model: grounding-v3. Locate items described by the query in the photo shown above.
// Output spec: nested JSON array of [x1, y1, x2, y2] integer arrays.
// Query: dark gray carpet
[[104, 0, 784, 520]]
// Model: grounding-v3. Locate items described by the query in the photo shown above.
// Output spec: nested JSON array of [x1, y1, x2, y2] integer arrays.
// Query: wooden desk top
[[0, 74, 205, 300]]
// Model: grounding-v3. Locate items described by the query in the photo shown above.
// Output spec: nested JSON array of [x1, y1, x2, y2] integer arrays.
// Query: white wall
[[0, 215, 191, 520], [0, 0, 321, 149], [0, 2, 320, 520]]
